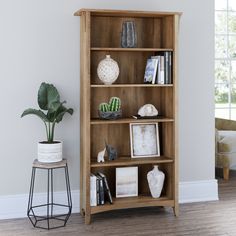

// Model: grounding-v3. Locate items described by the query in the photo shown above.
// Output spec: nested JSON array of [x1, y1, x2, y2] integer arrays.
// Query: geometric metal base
[[27, 159, 72, 230], [28, 203, 71, 230]]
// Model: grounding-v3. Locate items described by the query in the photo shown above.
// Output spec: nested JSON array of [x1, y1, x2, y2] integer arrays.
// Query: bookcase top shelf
[[91, 48, 174, 52], [75, 9, 182, 17], [91, 84, 173, 88], [91, 156, 173, 168], [90, 117, 174, 125], [91, 195, 174, 214]]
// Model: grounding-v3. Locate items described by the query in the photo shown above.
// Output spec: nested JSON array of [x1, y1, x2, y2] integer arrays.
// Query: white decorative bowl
[[97, 55, 119, 85]]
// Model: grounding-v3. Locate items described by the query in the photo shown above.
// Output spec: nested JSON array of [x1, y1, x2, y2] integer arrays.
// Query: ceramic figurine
[[97, 148, 106, 163], [106, 143, 117, 161], [138, 104, 158, 117], [147, 165, 165, 198]]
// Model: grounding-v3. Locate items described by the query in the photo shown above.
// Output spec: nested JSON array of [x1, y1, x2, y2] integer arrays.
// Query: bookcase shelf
[[91, 47, 174, 52], [77, 8, 180, 224], [91, 84, 173, 88], [90, 117, 174, 125], [91, 156, 174, 168], [91, 195, 174, 214]]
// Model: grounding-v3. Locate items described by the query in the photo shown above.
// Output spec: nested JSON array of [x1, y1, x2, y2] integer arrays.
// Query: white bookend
[[90, 174, 97, 206]]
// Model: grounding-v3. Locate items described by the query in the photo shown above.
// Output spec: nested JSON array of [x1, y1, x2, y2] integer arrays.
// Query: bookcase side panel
[[80, 11, 91, 220]]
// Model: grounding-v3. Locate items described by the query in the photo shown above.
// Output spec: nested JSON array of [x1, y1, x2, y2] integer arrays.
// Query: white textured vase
[[147, 165, 165, 198], [38, 141, 62, 163], [97, 55, 119, 85]]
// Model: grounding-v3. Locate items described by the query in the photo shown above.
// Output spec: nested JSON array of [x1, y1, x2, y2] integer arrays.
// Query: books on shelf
[[144, 51, 172, 85], [90, 172, 113, 206]]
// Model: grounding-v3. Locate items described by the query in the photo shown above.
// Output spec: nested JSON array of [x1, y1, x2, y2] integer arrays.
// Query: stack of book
[[90, 172, 113, 207], [144, 51, 172, 84]]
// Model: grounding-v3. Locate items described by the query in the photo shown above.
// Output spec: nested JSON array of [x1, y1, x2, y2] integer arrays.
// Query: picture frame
[[116, 167, 138, 198], [130, 123, 160, 158]]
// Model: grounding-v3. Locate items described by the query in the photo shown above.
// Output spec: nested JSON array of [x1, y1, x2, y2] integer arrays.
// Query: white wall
[[0, 0, 215, 205]]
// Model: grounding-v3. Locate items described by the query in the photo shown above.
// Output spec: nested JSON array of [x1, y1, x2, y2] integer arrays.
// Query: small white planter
[[38, 141, 62, 163]]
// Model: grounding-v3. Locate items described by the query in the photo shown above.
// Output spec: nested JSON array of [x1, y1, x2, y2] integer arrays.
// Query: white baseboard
[[0, 180, 218, 220], [179, 179, 219, 203], [0, 190, 80, 220]]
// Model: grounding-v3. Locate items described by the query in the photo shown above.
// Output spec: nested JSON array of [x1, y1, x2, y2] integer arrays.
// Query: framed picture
[[116, 167, 138, 198], [130, 123, 160, 158]]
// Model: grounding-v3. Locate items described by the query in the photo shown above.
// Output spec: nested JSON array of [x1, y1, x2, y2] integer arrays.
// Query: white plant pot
[[38, 141, 62, 163]]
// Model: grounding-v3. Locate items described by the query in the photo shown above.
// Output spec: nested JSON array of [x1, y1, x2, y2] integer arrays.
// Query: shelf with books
[[91, 156, 174, 168], [90, 117, 174, 125], [91, 84, 173, 88], [91, 47, 174, 52], [91, 195, 174, 214]]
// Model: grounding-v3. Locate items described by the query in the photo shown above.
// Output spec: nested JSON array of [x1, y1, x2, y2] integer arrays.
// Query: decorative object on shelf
[[121, 21, 137, 48], [98, 97, 122, 120], [116, 166, 138, 198], [144, 58, 159, 84], [97, 148, 106, 163], [130, 123, 160, 158], [106, 143, 117, 161], [147, 165, 165, 198], [138, 104, 158, 117], [21, 82, 73, 163], [97, 55, 119, 85]]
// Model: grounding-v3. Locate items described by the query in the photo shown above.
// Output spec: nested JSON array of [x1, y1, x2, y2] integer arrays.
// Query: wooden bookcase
[[75, 9, 181, 224]]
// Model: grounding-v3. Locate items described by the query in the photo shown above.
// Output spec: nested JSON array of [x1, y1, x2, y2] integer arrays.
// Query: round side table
[[27, 159, 72, 230]]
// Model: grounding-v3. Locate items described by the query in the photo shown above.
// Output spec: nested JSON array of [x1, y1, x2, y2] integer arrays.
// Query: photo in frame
[[130, 123, 160, 158], [116, 166, 138, 198]]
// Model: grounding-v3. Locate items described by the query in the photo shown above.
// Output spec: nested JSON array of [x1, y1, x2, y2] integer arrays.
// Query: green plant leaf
[[38, 82, 60, 111], [21, 108, 49, 122], [55, 106, 73, 123], [46, 101, 62, 122]]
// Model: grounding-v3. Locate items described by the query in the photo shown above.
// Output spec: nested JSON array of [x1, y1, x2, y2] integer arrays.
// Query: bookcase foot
[[85, 214, 91, 224], [173, 206, 179, 217], [80, 208, 85, 217]]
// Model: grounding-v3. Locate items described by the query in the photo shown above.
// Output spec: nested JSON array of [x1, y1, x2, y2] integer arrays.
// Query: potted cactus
[[21, 82, 73, 163], [99, 97, 121, 120]]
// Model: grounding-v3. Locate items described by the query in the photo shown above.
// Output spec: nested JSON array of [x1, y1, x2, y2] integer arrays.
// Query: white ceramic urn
[[147, 165, 165, 198], [97, 55, 119, 85], [38, 141, 62, 163]]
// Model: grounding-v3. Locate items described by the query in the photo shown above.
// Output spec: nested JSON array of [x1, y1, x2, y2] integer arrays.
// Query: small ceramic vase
[[121, 21, 137, 48], [97, 55, 119, 85], [147, 165, 165, 198]]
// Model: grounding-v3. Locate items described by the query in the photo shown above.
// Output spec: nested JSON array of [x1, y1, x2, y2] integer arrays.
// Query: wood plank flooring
[[0, 173, 236, 236]]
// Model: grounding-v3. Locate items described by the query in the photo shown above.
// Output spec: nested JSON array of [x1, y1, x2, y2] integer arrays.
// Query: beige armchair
[[215, 118, 236, 180]]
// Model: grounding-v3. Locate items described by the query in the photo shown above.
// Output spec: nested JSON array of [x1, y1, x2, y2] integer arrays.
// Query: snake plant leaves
[[21, 108, 49, 122], [38, 82, 60, 111]]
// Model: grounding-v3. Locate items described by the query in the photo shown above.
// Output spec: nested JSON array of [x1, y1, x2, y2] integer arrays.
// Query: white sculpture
[[97, 148, 106, 163], [138, 104, 158, 117], [147, 165, 165, 198]]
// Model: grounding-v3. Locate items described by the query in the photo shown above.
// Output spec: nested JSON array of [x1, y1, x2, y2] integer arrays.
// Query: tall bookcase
[[75, 9, 181, 224]]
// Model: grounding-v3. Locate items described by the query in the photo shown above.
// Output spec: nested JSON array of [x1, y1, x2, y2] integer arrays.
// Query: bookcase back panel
[[159, 123, 174, 158], [91, 51, 154, 84], [91, 87, 167, 118], [91, 16, 173, 48], [161, 16, 174, 49], [91, 124, 130, 159]]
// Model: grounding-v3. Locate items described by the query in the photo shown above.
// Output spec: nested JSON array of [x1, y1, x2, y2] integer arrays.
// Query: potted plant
[[21, 82, 73, 163]]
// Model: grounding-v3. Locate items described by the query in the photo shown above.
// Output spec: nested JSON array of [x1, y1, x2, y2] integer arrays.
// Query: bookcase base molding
[[75, 8, 180, 224]]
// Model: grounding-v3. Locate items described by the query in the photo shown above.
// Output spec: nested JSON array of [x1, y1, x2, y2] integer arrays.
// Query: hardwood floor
[[0, 173, 236, 236]]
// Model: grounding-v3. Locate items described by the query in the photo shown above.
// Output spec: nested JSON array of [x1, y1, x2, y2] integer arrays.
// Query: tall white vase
[[147, 165, 165, 198]]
